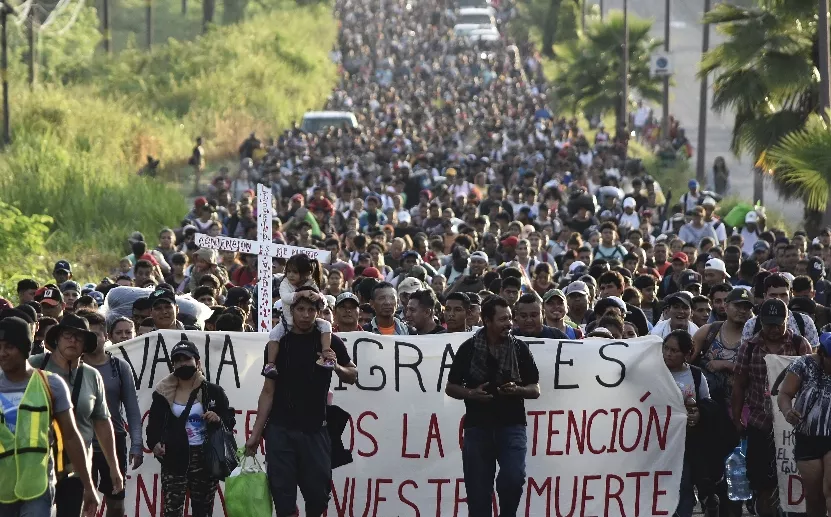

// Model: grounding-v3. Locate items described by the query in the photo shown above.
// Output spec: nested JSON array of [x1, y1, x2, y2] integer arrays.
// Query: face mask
[[174, 365, 197, 380]]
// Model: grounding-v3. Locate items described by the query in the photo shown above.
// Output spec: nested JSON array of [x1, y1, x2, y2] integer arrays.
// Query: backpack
[[751, 311, 807, 337]]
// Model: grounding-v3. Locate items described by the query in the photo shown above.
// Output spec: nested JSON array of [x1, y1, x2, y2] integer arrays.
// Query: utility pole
[[182, 0, 187, 15], [620, 0, 629, 140], [819, 0, 831, 227], [581, 0, 586, 31], [599, 0, 603, 20], [146, 0, 152, 49], [695, 0, 711, 184], [26, 5, 34, 88], [102, 0, 111, 53], [662, 0, 670, 140], [0, 1, 13, 145]]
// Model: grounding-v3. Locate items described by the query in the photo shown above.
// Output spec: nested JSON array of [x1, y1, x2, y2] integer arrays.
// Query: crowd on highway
[[1, 0, 830, 516]]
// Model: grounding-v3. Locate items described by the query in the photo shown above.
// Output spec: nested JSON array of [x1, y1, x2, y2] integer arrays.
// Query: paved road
[[601, 0, 803, 224]]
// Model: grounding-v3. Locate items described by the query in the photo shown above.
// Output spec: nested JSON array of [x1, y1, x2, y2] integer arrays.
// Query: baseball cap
[[622, 197, 636, 208], [362, 267, 383, 280], [470, 251, 489, 262], [398, 277, 423, 295], [61, 281, 81, 294], [745, 211, 759, 224], [819, 332, 831, 355], [753, 241, 770, 252], [542, 289, 566, 303], [88, 291, 104, 306], [666, 292, 692, 307], [725, 288, 754, 307], [688, 179, 699, 189], [53, 260, 71, 274], [808, 256, 825, 282], [564, 281, 590, 297], [225, 287, 252, 307], [701, 197, 717, 207], [335, 292, 360, 307], [704, 258, 730, 277], [501, 236, 519, 248], [679, 270, 702, 288], [148, 288, 176, 307], [171, 340, 200, 360], [671, 252, 689, 264], [789, 297, 816, 315], [35, 287, 64, 307], [759, 298, 788, 326]]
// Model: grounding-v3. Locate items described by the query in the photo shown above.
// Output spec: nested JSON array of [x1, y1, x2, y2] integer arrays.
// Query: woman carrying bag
[[146, 340, 235, 517]]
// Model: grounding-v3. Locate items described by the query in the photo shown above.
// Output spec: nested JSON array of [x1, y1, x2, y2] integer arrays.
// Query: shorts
[[794, 433, 831, 461], [92, 433, 128, 500], [745, 425, 778, 493]]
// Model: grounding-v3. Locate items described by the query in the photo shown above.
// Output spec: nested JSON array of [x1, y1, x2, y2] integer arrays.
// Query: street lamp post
[[662, 0, 670, 140], [620, 0, 629, 140], [695, 0, 711, 184], [1, 1, 16, 146]]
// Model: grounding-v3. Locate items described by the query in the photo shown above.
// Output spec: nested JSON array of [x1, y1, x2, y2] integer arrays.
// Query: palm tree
[[698, 0, 820, 202], [765, 112, 831, 212], [553, 11, 663, 131]]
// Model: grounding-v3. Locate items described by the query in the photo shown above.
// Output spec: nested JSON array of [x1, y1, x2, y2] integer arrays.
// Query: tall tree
[[699, 0, 818, 161], [553, 11, 662, 130]]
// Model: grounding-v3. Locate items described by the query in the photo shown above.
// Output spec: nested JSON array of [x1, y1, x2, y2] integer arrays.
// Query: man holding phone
[[444, 296, 540, 517]]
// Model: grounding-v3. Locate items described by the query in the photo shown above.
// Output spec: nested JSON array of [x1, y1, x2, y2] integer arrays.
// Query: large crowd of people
[[1, 0, 830, 515]]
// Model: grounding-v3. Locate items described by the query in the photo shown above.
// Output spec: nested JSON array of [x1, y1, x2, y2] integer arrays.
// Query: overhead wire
[[43, 0, 86, 36]]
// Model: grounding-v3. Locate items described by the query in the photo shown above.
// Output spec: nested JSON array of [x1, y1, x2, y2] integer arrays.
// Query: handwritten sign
[[108, 331, 686, 517]]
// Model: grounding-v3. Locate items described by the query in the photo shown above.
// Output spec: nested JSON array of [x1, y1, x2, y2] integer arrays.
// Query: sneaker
[[261, 363, 279, 379]]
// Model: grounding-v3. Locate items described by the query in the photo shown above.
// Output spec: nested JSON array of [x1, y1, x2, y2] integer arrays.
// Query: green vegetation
[[0, 0, 339, 296], [553, 11, 663, 132], [700, 0, 825, 212]]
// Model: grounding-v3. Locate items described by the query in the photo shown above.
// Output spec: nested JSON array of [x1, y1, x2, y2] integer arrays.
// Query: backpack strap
[[690, 365, 703, 401], [700, 322, 724, 359], [794, 312, 806, 337]]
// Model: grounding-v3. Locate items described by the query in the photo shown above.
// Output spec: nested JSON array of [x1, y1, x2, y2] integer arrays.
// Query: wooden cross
[[194, 184, 331, 332]]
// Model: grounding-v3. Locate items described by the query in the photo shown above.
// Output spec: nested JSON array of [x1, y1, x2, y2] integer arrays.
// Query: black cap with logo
[[759, 299, 788, 326], [148, 288, 176, 307], [171, 340, 200, 360], [725, 288, 754, 307]]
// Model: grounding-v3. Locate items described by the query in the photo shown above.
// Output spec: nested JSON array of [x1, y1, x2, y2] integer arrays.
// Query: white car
[[453, 7, 496, 35], [456, 0, 492, 9], [467, 26, 500, 42], [299, 111, 359, 133]]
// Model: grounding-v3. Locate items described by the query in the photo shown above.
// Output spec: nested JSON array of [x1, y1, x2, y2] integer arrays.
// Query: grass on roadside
[[0, 0, 338, 296]]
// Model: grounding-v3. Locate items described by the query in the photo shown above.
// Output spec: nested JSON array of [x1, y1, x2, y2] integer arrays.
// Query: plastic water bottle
[[725, 445, 752, 501]]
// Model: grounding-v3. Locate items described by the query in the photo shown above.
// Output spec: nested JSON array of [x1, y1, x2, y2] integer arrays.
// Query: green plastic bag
[[225, 453, 272, 517], [723, 203, 754, 228]]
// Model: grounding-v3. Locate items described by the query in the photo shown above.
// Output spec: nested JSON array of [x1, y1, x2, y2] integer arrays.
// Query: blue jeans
[[0, 483, 55, 517], [462, 425, 527, 517]]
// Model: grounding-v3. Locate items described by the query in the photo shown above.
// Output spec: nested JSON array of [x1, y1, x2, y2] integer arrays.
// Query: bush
[[0, 202, 53, 300], [0, 0, 338, 285]]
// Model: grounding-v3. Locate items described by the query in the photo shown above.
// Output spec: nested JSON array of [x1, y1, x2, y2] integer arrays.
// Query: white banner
[[103, 331, 687, 517], [764, 354, 805, 513]]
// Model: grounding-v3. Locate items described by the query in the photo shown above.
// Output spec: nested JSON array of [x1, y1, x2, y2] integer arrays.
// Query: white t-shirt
[[172, 401, 205, 445], [650, 319, 699, 339]]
